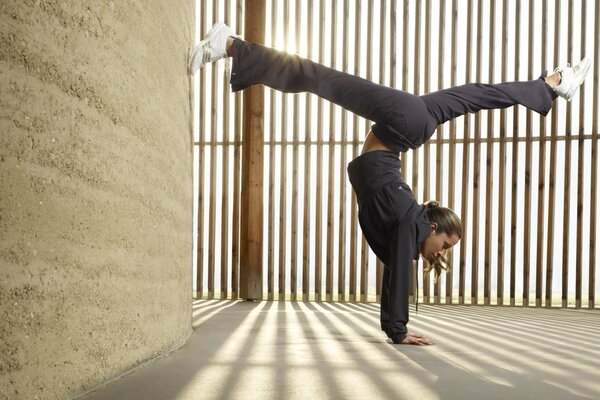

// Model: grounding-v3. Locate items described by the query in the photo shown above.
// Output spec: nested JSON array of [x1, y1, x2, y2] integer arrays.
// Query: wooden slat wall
[[194, 0, 599, 309]]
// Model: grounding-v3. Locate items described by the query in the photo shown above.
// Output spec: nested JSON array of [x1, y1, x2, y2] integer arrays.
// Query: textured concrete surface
[[82, 300, 600, 400], [0, 2, 194, 399]]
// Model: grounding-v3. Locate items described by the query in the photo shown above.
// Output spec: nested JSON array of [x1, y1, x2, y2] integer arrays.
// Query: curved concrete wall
[[0, 2, 194, 399]]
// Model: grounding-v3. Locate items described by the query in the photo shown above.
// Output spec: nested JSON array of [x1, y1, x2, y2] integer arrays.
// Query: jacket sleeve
[[382, 219, 416, 344]]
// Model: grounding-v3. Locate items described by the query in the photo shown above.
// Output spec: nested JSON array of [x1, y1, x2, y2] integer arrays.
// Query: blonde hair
[[422, 200, 462, 283]]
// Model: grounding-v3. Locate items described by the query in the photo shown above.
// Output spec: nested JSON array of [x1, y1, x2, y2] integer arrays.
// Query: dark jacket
[[347, 150, 432, 343]]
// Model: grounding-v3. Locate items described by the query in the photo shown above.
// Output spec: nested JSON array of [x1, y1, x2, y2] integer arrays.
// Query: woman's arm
[[384, 220, 435, 345]]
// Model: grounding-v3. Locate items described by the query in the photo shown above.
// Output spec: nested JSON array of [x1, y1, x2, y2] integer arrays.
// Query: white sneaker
[[552, 56, 592, 102], [189, 22, 240, 74]]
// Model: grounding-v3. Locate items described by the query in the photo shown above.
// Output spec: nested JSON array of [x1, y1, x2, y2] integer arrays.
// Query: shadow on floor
[[80, 300, 600, 400]]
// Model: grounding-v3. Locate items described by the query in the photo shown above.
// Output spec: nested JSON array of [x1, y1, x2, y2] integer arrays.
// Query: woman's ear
[[430, 222, 438, 233]]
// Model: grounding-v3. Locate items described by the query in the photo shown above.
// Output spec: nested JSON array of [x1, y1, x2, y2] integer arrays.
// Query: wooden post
[[240, 0, 265, 300]]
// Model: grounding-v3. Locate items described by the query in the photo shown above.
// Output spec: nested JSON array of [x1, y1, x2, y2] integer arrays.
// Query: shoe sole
[[566, 57, 591, 101], [189, 22, 227, 74]]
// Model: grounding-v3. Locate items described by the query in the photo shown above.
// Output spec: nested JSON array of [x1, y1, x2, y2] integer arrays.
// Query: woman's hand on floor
[[400, 332, 436, 345]]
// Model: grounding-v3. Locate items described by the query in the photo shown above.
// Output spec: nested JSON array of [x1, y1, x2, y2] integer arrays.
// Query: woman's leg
[[229, 38, 432, 152], [227, 37, 581, 152], [419, 73, 558, 127]]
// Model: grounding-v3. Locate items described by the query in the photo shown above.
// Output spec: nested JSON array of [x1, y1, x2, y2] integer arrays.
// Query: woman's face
[[420, 223, 461, 263]]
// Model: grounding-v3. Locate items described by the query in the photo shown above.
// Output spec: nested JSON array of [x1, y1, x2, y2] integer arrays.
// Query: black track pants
[[229, 38, 558, 152]]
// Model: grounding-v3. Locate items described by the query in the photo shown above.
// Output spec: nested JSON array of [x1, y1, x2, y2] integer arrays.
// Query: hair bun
[[425, 200, 440, 208]]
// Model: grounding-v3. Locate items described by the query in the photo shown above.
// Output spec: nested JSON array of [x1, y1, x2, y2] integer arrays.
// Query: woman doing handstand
[[190, 22, 591, 346]]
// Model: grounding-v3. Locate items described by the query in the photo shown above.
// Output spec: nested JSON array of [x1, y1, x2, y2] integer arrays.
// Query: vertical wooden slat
[[590, 0, 599, 310], [291, 0, 301, 302], [221, 1, 232, 299], [375, 0, 388, 305], [458, 0, 473, 305], [349, 0, 361, 303], [446, 0, 458, 304], [497, 0, 509, 306], [315, 0, 325, 302], [326, 0, 337, 302], [403, 0, 415, 303], [363, 0, 381, 303], [267, 0, 278, 301], [196, 0, 207, 299], [413, 0, 422, 304], [380, 0, 396, 304], [401, 0, 409, 191], [434, 0, 446, 305], [302, 0, 314, 302], [522, 0, 534, 308], [562, 0, 574, 308], [545, 0, 560, 308], [239, 0, 265, 300], [422, 0, 431, 305], [208, 6, 218, 300], [337, 0, 350, 303], [278, 0, 290, 301], [510, 0, 521, 307], [471, 0, 482, 305], [483, 0, 495, 306], [412, 0, 421, 199], [535, 0, 549, 308], [231, 0, 243, 300], [575, 0, 587, 309]]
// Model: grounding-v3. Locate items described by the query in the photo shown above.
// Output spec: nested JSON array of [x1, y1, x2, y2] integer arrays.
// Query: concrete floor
[[81, 299, 600, 400]]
